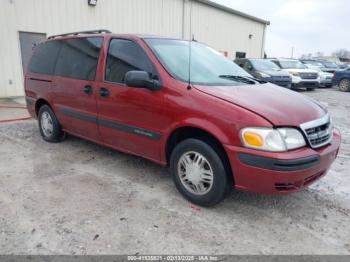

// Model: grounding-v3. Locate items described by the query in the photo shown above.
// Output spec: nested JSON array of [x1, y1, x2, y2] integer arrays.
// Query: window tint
[[28, 41, 62, 75], [55, 37, 103, 80], [105, 39, 154, 83], [243, 61, 253, 71]]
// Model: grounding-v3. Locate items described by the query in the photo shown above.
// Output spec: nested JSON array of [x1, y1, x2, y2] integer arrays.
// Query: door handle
[[99, 87, 109, 97], [83, 85, 92, 94]]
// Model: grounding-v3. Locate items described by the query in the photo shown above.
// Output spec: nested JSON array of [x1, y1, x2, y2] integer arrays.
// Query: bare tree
[[332, 49, 350, 59], [300, 53, 313, 59], [314, 51, 324, 58]]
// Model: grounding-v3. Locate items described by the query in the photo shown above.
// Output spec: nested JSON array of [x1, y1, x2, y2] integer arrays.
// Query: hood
[[194, 83, 326, 126]]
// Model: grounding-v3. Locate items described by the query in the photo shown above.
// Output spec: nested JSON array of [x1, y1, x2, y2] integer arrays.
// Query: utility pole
[[291, 47, 294, 59]]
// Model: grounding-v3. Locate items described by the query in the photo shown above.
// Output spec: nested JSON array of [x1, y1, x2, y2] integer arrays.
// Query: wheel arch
[[165, 125, 234, 184], [35, 98, 51, 116]]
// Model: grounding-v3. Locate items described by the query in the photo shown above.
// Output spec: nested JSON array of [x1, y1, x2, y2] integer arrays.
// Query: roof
[[196, 0, 270, 25]]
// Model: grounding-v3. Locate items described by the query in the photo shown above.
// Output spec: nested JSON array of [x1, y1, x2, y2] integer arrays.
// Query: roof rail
[[48, 29, 111, 39]]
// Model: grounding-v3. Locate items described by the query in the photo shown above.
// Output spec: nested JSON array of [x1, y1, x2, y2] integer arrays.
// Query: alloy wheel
[[177, 151, 214, 195]]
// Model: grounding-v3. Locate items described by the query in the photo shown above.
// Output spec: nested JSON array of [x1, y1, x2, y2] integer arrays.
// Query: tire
[[170, 138, 231, 207], [339, 79, 350, 92], [38, 105, 65, 142]]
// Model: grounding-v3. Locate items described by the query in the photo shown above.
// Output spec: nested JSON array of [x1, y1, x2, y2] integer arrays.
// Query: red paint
[[0, 117, 32, 123], [0, 105, 32, 123], [24, 33, 341, 194], [0, 106, 27, 109]]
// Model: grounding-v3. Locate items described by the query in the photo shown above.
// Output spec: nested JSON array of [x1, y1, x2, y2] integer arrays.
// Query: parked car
[[339, 63, 350, 70], [300, 61, 333, 88], [235, 58, 292, 88], [25, 30, 340, 206], [333, 67, 350, 92], [270, 59, 320, 90], [315, 60, 340, 74]]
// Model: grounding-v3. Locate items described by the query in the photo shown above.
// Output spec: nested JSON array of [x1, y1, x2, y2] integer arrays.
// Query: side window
[[105, 39, 155, 83], [271, 60, 280, 67], [243, 61, 253, 71], [235, 60, 244, 68], [28, 41, 62, 75], [55, 37, 103, 80]]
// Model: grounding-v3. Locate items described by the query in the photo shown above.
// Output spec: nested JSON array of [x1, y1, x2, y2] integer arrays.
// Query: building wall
[[0, 0, 267, 97]]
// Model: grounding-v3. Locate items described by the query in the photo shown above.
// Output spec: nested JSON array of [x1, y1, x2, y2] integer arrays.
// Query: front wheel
[[170, 138, 231, 207], [339, 79, 350, 92]]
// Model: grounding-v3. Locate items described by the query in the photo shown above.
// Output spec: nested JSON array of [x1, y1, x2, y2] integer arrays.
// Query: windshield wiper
[[218, 75, 260, 84]]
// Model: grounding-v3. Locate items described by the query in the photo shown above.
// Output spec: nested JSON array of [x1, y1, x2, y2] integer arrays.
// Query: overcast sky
[[213, 0, 350, 58]]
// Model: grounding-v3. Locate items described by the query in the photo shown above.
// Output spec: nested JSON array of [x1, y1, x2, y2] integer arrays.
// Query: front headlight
[[288, 71, 300, 77], [240, 127, 306, 152]]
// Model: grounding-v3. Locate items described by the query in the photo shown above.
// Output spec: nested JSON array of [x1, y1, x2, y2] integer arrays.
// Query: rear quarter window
[[55, 37, 103, 80], [28, 41, 61, 75]]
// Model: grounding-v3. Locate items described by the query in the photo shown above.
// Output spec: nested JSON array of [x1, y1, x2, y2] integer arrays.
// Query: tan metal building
[[0, 0, 269, 98]]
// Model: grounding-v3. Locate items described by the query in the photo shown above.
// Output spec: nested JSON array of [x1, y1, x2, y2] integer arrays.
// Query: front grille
[[300, 72, 318, 79], [300, 114, 333, 149]]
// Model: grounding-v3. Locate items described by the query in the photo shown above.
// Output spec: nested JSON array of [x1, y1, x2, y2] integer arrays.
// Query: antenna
[[187, 0, 193, 90]]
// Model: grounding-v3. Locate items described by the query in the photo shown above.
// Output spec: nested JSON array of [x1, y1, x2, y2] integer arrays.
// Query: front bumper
[[262, 77, 292, 88], [291, 76, 320, 88], [224, 129, 341, 194], [319, 78, 333, 87]]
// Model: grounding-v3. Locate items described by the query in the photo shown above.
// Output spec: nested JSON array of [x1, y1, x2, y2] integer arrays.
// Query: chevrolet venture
[[25, 30, 341, 206]]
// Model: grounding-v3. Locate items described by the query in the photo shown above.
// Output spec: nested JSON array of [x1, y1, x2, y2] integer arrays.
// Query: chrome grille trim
[[300, 72, 318, 79], [300, 114, 333, 149]]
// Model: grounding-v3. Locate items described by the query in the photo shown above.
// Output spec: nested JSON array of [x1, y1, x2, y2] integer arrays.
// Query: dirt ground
[[0, 87, 349, 255]]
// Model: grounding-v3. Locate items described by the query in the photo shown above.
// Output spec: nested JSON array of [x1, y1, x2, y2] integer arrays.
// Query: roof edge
[[195, 0, 270, 25]]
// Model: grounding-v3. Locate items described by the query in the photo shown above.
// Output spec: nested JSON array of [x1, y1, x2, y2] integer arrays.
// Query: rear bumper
[[319, 79, 333, 87], [224, 129, 341, 194]]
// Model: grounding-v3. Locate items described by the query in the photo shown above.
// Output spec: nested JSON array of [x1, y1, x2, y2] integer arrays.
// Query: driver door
[[96, 38, 165, 162]]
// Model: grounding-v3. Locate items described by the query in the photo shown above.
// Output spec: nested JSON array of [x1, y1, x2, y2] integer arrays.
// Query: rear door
[[52, 37, 103, 142]]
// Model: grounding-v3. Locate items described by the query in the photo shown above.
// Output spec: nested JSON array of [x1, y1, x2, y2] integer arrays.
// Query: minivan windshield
[[251, 59, 280, 71], [278, 60, 307, 69], [145, 38, 252, 86]]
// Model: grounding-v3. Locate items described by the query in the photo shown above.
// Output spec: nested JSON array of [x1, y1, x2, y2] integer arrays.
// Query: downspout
[[182, 0, 186, 39], [261, 24, 267, 58]]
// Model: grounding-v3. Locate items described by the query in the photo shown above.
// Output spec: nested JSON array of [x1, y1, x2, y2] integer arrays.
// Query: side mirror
[[125, 71, 161, 91]]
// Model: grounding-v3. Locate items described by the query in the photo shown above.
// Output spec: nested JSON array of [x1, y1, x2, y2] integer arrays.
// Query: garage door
[[19, 32, 46, 75]]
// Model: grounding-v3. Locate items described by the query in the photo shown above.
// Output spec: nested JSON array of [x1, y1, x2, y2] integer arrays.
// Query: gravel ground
[[0, 88, 349, 255]]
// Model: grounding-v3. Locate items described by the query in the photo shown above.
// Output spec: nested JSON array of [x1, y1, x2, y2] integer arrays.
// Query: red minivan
[[25, 30, 341, 206]]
